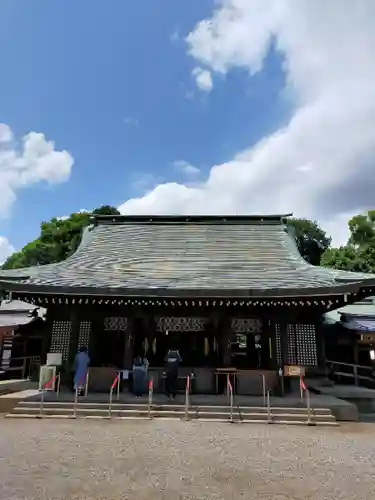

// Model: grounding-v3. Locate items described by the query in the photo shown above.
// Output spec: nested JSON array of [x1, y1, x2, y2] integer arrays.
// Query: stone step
[[12, 406, 336, 417], [5, 412, 339, 426], [16, 401, 333, 415], [9, 406, 337, 424]]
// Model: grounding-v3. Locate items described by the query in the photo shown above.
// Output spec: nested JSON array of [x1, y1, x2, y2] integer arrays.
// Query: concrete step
[[8, 402, 338, 425], [5, 413, 339, 426], [16, 401, 334, 415], [10, 406, 336, 420]]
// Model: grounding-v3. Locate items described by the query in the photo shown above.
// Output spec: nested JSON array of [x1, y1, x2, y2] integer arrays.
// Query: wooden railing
[[326, 359, 374, 386]]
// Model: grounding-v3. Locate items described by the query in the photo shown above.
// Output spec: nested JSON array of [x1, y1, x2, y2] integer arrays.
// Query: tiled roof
[[0, 215, 375, 297]]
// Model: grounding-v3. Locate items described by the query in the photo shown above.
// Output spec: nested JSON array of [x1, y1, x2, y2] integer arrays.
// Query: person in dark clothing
[[132, 356, 146, 398], [164, 348, 182, 399]]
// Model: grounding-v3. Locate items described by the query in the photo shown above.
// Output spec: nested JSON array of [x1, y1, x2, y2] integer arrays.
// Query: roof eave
[[0, 280, 374, 299]]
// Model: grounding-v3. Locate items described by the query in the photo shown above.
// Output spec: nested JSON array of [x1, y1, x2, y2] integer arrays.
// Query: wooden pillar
[[219, 315, 232, 367], [265, 317, 277, 370], [315, 320, 328, 375], [124, 315, 134, 369], [68, 308, 80, 366], [280, 320, 289, 366], [353, 335, 359, 386]]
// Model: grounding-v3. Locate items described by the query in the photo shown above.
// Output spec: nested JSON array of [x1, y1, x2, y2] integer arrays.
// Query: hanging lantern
[[204, 338, 210, 357]]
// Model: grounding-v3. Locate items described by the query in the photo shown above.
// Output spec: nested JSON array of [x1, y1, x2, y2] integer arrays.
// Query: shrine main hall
[[1, 214, 375, 394]]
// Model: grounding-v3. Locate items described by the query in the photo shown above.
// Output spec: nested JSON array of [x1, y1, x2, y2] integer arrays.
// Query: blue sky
[[0, 0, 288, 254]]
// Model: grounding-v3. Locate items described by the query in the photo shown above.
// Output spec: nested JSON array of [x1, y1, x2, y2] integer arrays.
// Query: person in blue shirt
[[74, 346, 90, 395]]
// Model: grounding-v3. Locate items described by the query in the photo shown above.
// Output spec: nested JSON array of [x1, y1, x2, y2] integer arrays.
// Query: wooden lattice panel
[[104, 317, 128, 331], [78, 321, 91, 350], [155, 316, 207, 332], [275, 323, 282, 366], [231, 318, 262, 333], [287, 325, 297, 365], [286, 324, 317, 366], [50, 320, 72, 361], [295, 324, 317, 366]]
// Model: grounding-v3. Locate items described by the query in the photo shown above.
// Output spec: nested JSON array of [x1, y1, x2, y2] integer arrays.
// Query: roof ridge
[[91, 214, 294, 226]]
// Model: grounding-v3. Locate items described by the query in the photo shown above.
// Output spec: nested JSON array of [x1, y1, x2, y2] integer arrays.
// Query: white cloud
[[0, 124, 74, 217], [123, 117, 139, 127], [119, 1, 375, 248], [0, 236, 15, 265], [0, 124, 13, 143], [170, 30, 180, 42], [192, 67, 213, 92], [173, 160, 200, 178]]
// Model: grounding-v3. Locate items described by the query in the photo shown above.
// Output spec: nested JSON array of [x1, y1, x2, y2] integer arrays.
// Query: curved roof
[[0, 214, 375, 298]]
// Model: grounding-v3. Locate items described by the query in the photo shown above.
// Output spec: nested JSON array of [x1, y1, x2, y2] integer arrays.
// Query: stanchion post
[[227, 374, 233, 422], [306, 389, 312, 425], [185, 375, 190, 421], [148, 378, 153, 419], [109, 374, 119, 419], [109, 386, 113, 419], [40, 388, 44, 417], [85, 370, 89, 397], [267, 390, 273, 423], [73, 386, 78, 418], [262, 374, 266, 406], [300, 375, 304, 401], [56, 373, 61, 398], [117, 372, 120, 401]]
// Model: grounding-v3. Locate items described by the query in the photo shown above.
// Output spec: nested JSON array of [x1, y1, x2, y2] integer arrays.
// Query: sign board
[[359, 334, 375, 344], [284, 365, 305, 377]]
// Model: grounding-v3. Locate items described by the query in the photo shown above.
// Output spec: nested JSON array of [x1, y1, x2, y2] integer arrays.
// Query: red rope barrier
[[44, 375, 57, 390], [148, 378, 153, 392], [111, 374, 119, 390], [227, 374, 233, 394], [300, 376, 307, 391]]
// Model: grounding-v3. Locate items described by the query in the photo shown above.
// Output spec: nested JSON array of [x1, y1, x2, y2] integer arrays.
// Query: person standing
[[132, 356, 146, 398], [74, 346, 90, 395], [164, 347, 182, 400]]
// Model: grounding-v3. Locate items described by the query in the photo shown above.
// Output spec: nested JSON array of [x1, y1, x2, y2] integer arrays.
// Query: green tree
[[348, 211, 375, 247], [287, 218, 331, 265], [321, 210, 375, 272], [2, 206, 120, 270], [321, 244, 375, 273]]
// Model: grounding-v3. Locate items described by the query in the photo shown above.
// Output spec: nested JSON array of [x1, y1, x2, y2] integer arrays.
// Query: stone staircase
[[6, 401, 338, 425]]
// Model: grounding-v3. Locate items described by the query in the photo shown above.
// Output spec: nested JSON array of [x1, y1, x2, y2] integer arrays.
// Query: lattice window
[[295, 324, 317, 366], [50, 320, 72, 361], [287, 325, 297, 365], [155, 316, 207, 332], [275, 323, 282, 366], [78, 321, 91, 350], [104, 317, 128, 331], [231, 318, 262, 333], [286, 324, 317, 366]]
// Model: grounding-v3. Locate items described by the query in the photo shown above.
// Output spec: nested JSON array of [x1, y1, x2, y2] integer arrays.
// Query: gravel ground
[[0, 419, 375, 500]]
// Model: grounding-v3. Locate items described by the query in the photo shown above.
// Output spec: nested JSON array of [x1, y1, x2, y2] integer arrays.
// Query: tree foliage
[[287, 218, 331, 265], [321, 244, 375, 273], [2, 206, 120, 270], [321, 210, 375, 273]]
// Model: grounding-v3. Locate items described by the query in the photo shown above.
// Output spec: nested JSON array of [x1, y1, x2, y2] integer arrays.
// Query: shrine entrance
[[151, 316, 220, 368], [230, 318, 272, 370]]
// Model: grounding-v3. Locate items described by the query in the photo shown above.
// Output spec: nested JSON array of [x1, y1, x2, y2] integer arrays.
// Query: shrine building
[[1, 214, 375, 394]]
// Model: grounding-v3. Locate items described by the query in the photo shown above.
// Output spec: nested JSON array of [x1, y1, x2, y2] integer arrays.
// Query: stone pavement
[[0, 418, 374, 499]]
